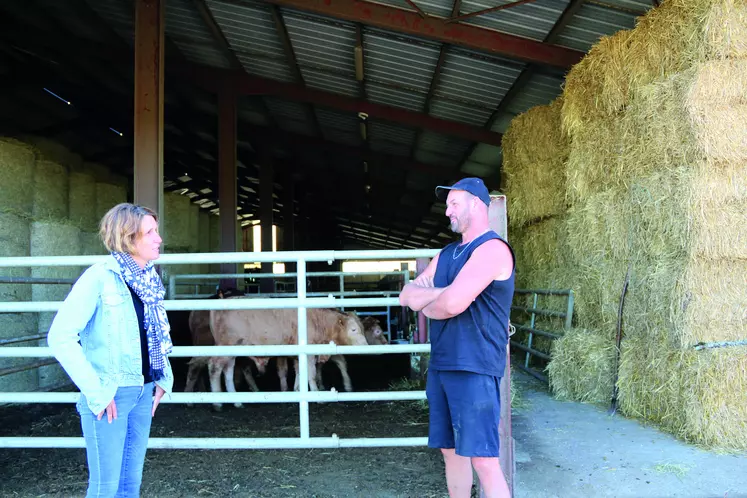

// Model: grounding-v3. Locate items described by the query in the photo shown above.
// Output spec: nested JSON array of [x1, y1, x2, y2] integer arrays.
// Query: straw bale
[[96, 182, 128, 220], [547, 328, 615, 404], [0, 368, 39, 392], [19, 136, 82, 169], [198, 211, 211, 253], [69, 171, 98, 231], [561, 0, 747, 138], [165, 192, 196, 249], [0, 137, 36, 214], [80, 231, 106, 256], [511, 216, 571, 292], [618, 333, 747, 450], [33, 159, 69, 221], [0, 211, 32, 303], [503, 98, 569, 227]]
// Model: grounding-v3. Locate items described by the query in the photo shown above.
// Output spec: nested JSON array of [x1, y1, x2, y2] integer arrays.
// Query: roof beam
[[175, 62, 503, 146], [259, 0, 584, 69]]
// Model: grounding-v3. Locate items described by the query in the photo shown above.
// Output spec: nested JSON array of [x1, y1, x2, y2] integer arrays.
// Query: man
[[399, 177, 514, 498]]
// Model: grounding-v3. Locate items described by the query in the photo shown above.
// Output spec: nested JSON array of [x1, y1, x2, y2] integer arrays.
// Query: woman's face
[[131, 215, 162, 268]]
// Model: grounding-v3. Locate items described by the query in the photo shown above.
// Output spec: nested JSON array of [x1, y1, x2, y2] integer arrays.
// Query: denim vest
[[47, 256, 173, 415]]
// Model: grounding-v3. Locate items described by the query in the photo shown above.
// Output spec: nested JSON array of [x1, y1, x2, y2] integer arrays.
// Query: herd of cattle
[[183, 289, 388, 410]]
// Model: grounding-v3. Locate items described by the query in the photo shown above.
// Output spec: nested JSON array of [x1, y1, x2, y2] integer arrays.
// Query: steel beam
[[259, 0, 584, 68], [134, 0, 165, 218]]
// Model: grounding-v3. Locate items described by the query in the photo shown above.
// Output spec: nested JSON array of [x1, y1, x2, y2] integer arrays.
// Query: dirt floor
[[2, 357, 746, 498]]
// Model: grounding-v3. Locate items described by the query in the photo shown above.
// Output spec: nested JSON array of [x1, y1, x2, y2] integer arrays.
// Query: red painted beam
[[172, 62, 503, 146], [261, 0, 584, 69]]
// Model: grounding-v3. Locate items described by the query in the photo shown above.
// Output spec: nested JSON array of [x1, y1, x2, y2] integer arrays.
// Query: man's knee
[[471, 456, 501, 474]]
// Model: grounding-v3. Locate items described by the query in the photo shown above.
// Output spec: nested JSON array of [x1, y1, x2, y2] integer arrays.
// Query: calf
[[207, 307, 368, 410], [183, 288, 269, 397]]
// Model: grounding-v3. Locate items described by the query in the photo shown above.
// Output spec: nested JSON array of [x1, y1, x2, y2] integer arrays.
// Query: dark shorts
[[426, 369, 501, 458]]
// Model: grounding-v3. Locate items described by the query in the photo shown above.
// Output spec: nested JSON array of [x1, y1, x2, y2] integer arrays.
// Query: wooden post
[[133, 0, 164, 221]]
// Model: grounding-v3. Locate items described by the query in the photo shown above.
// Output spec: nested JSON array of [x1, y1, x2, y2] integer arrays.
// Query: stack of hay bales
[[502, 98, 573, 362], [534, 0, 746, 448], [0, 139, 39, 392], [0, 136, 130, 392]]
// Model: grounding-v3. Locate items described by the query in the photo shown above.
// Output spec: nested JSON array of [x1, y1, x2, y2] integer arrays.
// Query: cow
[[310, 315, 388, 392], [182, 288, 269, 399], [206, 307, 369, 410]]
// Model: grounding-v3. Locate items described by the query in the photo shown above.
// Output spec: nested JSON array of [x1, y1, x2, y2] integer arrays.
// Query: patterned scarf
[[111, 252, 173, 381]]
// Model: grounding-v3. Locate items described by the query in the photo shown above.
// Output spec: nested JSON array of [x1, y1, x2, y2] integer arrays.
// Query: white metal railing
[[0, 249, 437, 449], [168, 269, 410, 341]]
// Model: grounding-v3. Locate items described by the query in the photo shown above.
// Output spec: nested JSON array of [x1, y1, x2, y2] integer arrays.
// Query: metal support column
[[133, 0, 164, 220], [284, 174, 295, 272], [260, 154, 274, 293], [218, 83, 238, 290]]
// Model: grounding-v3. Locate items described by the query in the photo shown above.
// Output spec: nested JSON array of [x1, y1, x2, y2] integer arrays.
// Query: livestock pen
[[0, 248, 513, 497]]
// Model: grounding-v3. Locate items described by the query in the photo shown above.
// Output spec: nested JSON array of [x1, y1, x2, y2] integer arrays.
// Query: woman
[[48, 203, 174, 498]]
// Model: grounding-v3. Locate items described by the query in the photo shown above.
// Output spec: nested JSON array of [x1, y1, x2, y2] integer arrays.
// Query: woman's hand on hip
[[152, 385, 166, 417]]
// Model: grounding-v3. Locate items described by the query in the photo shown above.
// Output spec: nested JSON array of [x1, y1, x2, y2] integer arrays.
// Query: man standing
[[399, 177, 514, 498]]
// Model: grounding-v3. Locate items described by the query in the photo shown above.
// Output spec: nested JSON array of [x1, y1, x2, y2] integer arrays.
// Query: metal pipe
[[0, 360, 57, 377], [0, 296, 407, 313], [565, 289, 575, 330], [172, 290, 401, 300], [513, 324, 560, 340], [296, 259, 309, 440], [0, 436, 429, 449], [510, 341, 550, 361], [0, 389, 427, 404], [0, 344, 433, 359], [511, 305, 567, 318], [0, 277, 76, 285], [171, 270, 409, 281], [514, 288, 573, 296], [513, 364, 548, 383], [0, 249, 439, 268], [0, 334, 48, 346]]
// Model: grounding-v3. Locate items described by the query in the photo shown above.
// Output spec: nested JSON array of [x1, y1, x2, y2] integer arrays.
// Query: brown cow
[[311, 315, 388, 392], [183, 289, 269, 398], [206, 307, 368, 410]]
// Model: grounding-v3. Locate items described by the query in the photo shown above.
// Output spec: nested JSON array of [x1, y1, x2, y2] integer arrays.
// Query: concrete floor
[[512, 373, 747, 498]]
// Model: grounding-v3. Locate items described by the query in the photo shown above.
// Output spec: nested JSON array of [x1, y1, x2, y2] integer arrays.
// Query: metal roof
[[0, 0, 657, 249]]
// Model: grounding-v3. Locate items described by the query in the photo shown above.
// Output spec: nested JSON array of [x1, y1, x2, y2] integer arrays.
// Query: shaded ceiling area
[[0, 0, 652, 249]]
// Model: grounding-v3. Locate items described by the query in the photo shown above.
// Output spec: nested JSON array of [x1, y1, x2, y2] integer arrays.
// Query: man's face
[[445, 190, 473, 234]]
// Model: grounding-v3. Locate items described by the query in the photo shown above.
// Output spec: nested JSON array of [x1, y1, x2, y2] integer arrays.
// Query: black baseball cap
[[435, 177, 491, 207]]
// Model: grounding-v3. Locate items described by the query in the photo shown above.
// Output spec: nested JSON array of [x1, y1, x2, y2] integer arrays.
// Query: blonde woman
[[48, 203, 173, 498]]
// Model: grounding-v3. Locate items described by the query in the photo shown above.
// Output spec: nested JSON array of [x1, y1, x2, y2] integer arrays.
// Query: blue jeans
[[78, 382, 154, 498]]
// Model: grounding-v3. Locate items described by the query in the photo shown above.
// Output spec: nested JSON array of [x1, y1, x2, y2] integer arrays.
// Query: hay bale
[[502, 98, 569, 227], [19, 136, 82, 170], [0, 211, 37, 348], [561, 0, 747, 137], [198, 211, 211, 253], [512, 216, 571, 291], [33, 159, 69, 221], [547, 328, 616, 404], [69, 171, 98, 231], [164, 192, 196, 250], [618, 333, 747, 450], [31, 222, 81, 388], [79, 231, 106, 256], [0, 138, 36, 214], [95, 182, 128, 220]]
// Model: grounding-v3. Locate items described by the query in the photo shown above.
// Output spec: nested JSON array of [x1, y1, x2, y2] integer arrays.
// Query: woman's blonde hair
[[99, 203, 158, 254]]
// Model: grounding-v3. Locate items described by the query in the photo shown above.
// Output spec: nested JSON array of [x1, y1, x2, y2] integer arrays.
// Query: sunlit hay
[[503, 98, 569, 227], [618, 331, 747, 450], [563, 116, 630, 205], [685, 60, 747, 163], [511, 216, 572, 292], [547, 328, 616, 404], [560, 30, 634, 137]]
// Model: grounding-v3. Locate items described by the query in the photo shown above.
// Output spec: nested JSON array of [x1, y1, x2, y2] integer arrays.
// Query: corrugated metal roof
[[85, 0, 135, 45], [460, 0, 567, 41], [366, 83, 426, 112], [417, 131, 471, 162], [429, 98, 491, 127], [368, 121, 417, 157], [282, 10, 357, 75], [263, 97, 313, 135], [436, 48, 524, 108], [37, 0, 106, 43], [553, 3, 638, 51], [505, 72, 564, 116], [166, 0, 230, 68], [302, 68, 360, 98], [206, 0, 293, 79], [363, 28, 442, 95], [372, 0, 455, 18]]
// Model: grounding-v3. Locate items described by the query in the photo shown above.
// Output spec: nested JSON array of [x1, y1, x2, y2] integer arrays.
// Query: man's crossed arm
[[399, 239, 513, 320]]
